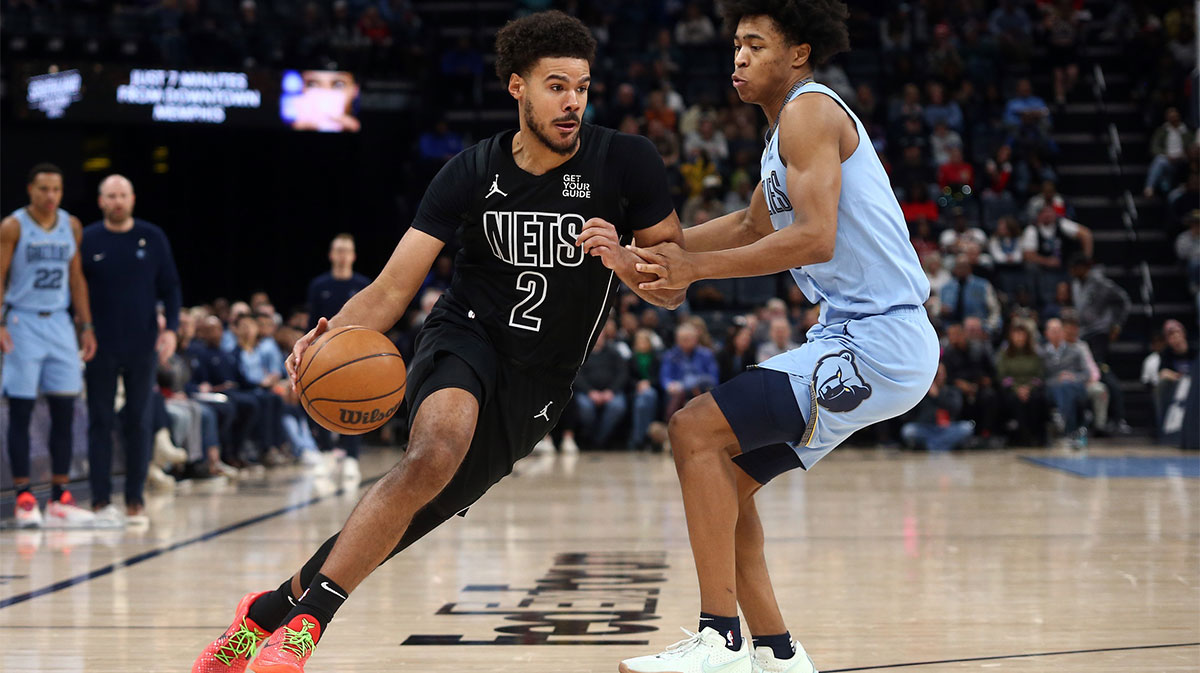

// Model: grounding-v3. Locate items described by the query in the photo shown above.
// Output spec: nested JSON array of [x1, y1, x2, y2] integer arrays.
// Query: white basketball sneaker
[[44, 492, 102, 528], [15, 491, 43, 529], [620, 627, 751, 673], [752, 641, 818, 673]]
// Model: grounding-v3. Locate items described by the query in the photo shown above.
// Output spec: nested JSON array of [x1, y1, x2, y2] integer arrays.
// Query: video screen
[[280, 70, 362, 133]]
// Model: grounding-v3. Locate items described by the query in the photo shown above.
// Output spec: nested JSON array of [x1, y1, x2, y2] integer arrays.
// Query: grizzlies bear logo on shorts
[[812, 350, 872, 412]]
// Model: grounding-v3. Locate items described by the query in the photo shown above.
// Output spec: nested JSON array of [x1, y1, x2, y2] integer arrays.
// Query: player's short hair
[[27, 162, 63, 184], [493, 10, 596, 82], [720, 0, 850, 66], [331, 233, 354, 246]]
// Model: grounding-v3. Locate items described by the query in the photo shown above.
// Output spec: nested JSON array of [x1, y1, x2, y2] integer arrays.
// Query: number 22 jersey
[[410, 124, 673, 373]]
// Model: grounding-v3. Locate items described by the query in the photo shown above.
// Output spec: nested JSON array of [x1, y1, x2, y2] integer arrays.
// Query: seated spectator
[[989, 0, 1033, 57], [1040, 1, 1083, 105], [910, 217, 939, 259], [888, 83, 923, 129], [718, 322, 757, 383], [1154, 319, 1194, 434], [939, 209, 988, 258], [1068, 254, 1131, 366], [660, 323, 718, 418], [1145, 107, 1194, 197], [628, 329, 661, 451], [989, 216, 1026, 300], [567, 331, 629, 450], [674, 2, 716, 45], [233, 314, 285, 464], [1041, 318, 1090, 447], [1024, 179, 1069, 222], [1022, 206, 1093, 306], [901, 180, 940, 223], [418, 119, 463, 165], [189, 316, 259, 467], [937, 146, 975, 192], [982, 144, 1015, 198], [942, 322, 999, 441], [1003, 78, 1051, 130], [1062, 314, 1129, 435], [930, 122, 964, 167], [644, 89, 677, 132], [900, 363, 975, 452], [922, 252, 952, 318], [996, 323, 1046, 446], [923, 82, 964, 133], [895, 115, 929, 163], [756, 317, 800, 363], [683, 116, 729, 166], [893, 145, 936, 190]]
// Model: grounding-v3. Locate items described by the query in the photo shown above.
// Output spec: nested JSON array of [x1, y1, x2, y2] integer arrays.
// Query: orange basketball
[[297, 326, 407, 435]]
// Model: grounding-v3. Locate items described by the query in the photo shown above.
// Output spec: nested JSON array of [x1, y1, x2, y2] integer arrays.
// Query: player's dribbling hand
[[628, 242, 696, 290], [0, 326, 12, 354], [287, 317, 330, 390]]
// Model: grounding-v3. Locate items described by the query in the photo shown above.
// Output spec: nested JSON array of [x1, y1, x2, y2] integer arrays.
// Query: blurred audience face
[[933, 362, 947, 388], [964, 316, 986, 342], [1036, 206, 1057, 227], [178, 310, 196, 344], [620, 311, 639, 337], [947, 323, 966, 349], [234, 315, 258, 345], [287, 311, 310, 331], [633, 329, 654, 354], [1044, 319, 1064, 346], [769, 318, 791, 347], [250, 291, 271, 309], [330, 236, 356, 272], [952, 257, 972, 280], [229, 301, 251, 324], [732, 326, 752, 353], [200, 316, 224, 347], [675, 324, 699, 353], [1015, 78, 1033, 98], [1164, 320, 1187, 352], [256, 312, 277, 340], [275, 327, 301, 354], [97, 175, 136, 225], [1009, 325, 1030, 351], [1063, 319, 1080, 343]]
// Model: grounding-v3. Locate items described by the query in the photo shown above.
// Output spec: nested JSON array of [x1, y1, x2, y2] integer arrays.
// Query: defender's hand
[[629, 242, 697, 291], [287, 317, 330, 390]]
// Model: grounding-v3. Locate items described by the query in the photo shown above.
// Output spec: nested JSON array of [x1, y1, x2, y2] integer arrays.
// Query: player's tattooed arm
[[631, 95, 841, 289], [0, 216, 18, 353], [577, 214, 686, 309], [679, 182, 773, 253], [68, 216, 97, 362]]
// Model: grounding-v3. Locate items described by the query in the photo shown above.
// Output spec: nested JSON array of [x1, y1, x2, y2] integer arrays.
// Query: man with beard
[[192, 11, 685, 673]]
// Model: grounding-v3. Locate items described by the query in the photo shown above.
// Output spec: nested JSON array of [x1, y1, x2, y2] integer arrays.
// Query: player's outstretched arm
[[680, 181, 773, 253], [631, 95, 841, 290]]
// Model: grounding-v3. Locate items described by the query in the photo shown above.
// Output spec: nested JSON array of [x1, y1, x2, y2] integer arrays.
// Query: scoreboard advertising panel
[[16, 64, 363, 132]]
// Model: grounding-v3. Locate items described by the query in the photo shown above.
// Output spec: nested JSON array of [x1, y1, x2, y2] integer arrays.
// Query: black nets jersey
[[410, 124, 674, 373]]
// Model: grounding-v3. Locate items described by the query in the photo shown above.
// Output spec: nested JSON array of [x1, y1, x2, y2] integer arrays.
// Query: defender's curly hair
[[720, 0, 850, 66], [494, 10, 597, 82]]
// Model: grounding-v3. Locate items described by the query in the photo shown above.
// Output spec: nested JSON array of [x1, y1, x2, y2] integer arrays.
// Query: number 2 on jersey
[[509, 271, 547, 332]]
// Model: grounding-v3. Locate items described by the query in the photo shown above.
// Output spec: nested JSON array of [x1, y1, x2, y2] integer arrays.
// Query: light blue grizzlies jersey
[[761, 82, 929, 324], [5, 208, 75, 312]]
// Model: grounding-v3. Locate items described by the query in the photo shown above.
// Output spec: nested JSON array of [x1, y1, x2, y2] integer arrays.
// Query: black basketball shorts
[[401, 299, 574, 524]]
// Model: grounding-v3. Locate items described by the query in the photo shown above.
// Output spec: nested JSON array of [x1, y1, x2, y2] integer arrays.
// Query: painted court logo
[[812, 350, 872, 412]]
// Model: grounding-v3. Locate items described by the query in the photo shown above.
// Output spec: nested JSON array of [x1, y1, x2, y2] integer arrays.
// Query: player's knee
[[401, 436, 467, 491], [668, 396, 721, 458]]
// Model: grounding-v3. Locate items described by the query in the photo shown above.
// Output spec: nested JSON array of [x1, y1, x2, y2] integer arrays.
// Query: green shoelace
[[279, 618, 318, 659], [214, 620, 265, 666]]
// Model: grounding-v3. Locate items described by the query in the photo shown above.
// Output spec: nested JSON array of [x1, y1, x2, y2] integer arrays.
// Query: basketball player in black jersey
[[191, 11, 685, 673]]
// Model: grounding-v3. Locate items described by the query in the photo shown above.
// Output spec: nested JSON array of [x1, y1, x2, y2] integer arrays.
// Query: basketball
[[297, 326, 407, 435]]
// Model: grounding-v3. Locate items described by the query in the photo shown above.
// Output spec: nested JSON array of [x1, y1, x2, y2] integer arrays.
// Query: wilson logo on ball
[[339, 402, 403, 426]]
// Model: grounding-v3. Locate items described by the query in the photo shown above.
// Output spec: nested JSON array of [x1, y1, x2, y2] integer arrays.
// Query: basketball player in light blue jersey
[[0, 163, 99, 528], [620, 3, 938, 673]]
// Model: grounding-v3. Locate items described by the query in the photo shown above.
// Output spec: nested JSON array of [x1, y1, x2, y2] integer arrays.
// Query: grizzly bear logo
[[812, 350, 872, 412]]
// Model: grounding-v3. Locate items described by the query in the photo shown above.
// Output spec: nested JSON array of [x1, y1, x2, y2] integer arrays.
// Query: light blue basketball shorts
[[758, 304, 939, 468], [1, 307, 84, 398]]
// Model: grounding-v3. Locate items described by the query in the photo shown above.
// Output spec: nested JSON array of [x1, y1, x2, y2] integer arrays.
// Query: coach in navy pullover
[[80, 175, 181, 517]]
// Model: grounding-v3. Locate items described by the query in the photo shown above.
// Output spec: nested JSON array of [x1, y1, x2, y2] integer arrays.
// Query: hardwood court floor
[[1, 447, 1198, 672]]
